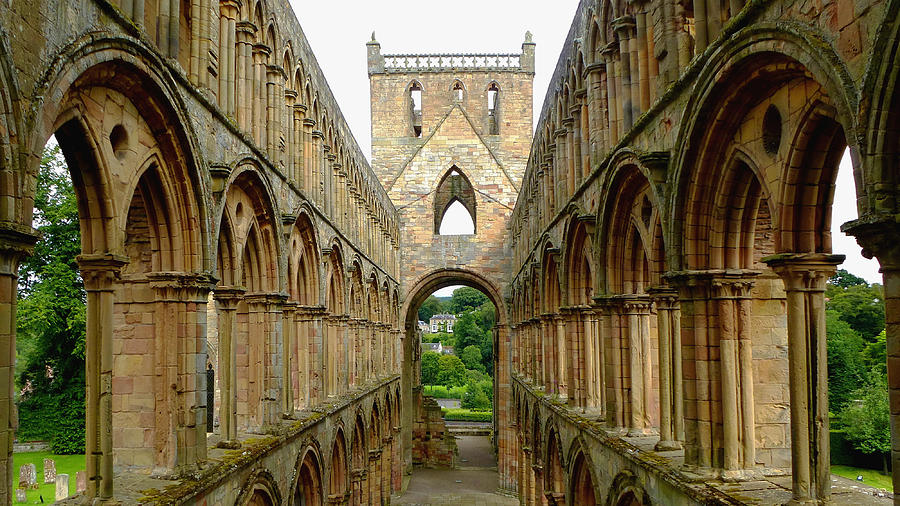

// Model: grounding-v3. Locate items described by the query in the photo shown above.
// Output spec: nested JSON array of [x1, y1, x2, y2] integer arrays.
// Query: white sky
[[288, 1, 881, 291]]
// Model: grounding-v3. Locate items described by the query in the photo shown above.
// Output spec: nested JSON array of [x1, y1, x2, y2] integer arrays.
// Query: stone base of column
[[720, 467, 762, 482], [216, 439, 242, 450], [654, 439, 682, 452]]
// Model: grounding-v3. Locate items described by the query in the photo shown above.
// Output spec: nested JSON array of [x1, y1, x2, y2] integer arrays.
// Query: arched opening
[[350, 414, 367, 505], [17, 54, 208, 501], [399, 269, 508, 494], [294, 449, 324, 506], [433, 167, 477, 235], [570, 450, 597, 506], [487, 82, 500, 135], [409, 81, 423, 137], [451, 80, 465, 102], [330, 429, 349, 502], [546, 429, 564, 504]]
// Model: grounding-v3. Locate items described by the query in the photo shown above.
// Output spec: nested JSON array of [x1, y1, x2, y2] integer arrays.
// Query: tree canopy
[[15, 143, 85, 453], [449, 286, 489, 313]]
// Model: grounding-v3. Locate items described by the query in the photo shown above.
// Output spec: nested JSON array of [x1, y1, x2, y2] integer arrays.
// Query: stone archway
[[398, 268, 512, 484]]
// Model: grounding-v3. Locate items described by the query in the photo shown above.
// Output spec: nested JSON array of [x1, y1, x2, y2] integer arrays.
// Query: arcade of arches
[[1, 0, 900, 504]]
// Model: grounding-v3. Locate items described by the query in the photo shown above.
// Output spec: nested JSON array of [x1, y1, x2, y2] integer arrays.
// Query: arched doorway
[[398, 268, 511, 491]]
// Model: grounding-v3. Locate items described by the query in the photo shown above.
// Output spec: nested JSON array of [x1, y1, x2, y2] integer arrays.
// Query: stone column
[[622, 296, 653, 435], [586, 63, 607, 157], [148, 272, 215, 473], [235, 22, 254, 130], [601, 44, 619, 144], [597, 296, 625, 429], [265, 65, 284, 162], [711, 276, 757, 478], [217, 0, 238, 115], [844, 218, 900, 496], [305, 120, 318, 197], [213, 286, 244, 447], [282, 302, 296, 417], [554, 313, 567, 398], [765, 253, 843, 503], [252, 44, 270, 146], [613, 16, 636, 130], [76, 253, 122, 501], [284, 89, 296, 179], [293, 104, 307, 187], [649, 287, 683, 451]]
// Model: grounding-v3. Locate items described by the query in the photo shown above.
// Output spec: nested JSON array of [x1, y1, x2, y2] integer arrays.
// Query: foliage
[[453, 311, 493, 373], [460, 345, 485, 373], [422, 384, 467, 399], [422, 332, 455, 347], [15, 143, 85, 453], [418, 295, 447, 322], [461, 379, 491, 410], [863, 330, 887, 374], [440, 408, 492, 422], [826, 280, 885, 342], [421, 351, 441, 385], [436, 354, 467, 387], [449, 287, 489, 313], [829, 269, 868, 289], [837, 370, 891, 471], [826, 310, 866, 411]]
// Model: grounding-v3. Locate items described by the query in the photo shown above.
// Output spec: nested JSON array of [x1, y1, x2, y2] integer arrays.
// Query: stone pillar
[[601, 44, 619, 144], [149, 273, 215, 472], [622, 296, 653, 435], [613, 16, 636, 130], [282, 302, 296, 417], [305, 120, 317, 197], [554, 314, 567, 398], [76, 254, 124, 501], [598, 296, 625, 429], [217, 0, 238, 115], [634, 5, 651, 112], [586, 63, 607, 157], [765, 253, 843, 503], [213, 286, 244, 446], [235, 22, 255, 130], [293, 104, 307, 188], [265, 65, 284, 162], [649, 287, 683, 451], [252, 44, 270, 146], [711, 276, 758, 478], [844, 218, 900, 496]]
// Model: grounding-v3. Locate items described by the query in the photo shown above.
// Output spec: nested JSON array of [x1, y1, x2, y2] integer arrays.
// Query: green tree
[[453, 311, 485, 351], [829, 269, 868, 289], [473, 301, 496, 332], [15, 143, 86, 453], [460, 345, 485, 373], [418, 295, 446, 322], [421, 351, 441, 385], [449, 287, 489, 313], [838, 370, 892, 473], [461, 380, 491, 410], [826, 310, 866, 411], [437, 354, 467, 387], [863, 330, 887, 373], [826, 282, 885, 341]]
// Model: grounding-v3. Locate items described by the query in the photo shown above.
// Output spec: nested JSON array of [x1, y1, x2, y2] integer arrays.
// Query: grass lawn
[[11, 451, 84, 503], [832, 464, 893, 492]]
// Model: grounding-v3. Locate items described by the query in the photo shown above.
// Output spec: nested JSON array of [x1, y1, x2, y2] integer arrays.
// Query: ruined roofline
[[367, 32, 536, 75], [382, 53, 524, 73]]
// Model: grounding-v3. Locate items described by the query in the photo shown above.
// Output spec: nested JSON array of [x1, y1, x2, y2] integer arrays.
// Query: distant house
[[417, 320, 429, 333], [429, 313, 457, 333], [422, 341, 443, 354], [441, 345, 455, 356]]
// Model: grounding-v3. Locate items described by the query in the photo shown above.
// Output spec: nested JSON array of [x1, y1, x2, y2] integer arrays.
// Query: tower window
[[409, 82, 423, 137], [452, 80, 464, 102], [487, 83, 500, 135]]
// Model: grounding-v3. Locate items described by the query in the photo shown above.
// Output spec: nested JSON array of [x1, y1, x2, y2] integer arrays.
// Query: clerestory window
[[434, 167, 477, 235], [409, 82, 423, 137], [487, 82, 500, 134]]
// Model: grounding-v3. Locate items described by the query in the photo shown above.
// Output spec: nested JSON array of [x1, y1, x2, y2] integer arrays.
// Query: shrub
[[440, 408, 492, 422]]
